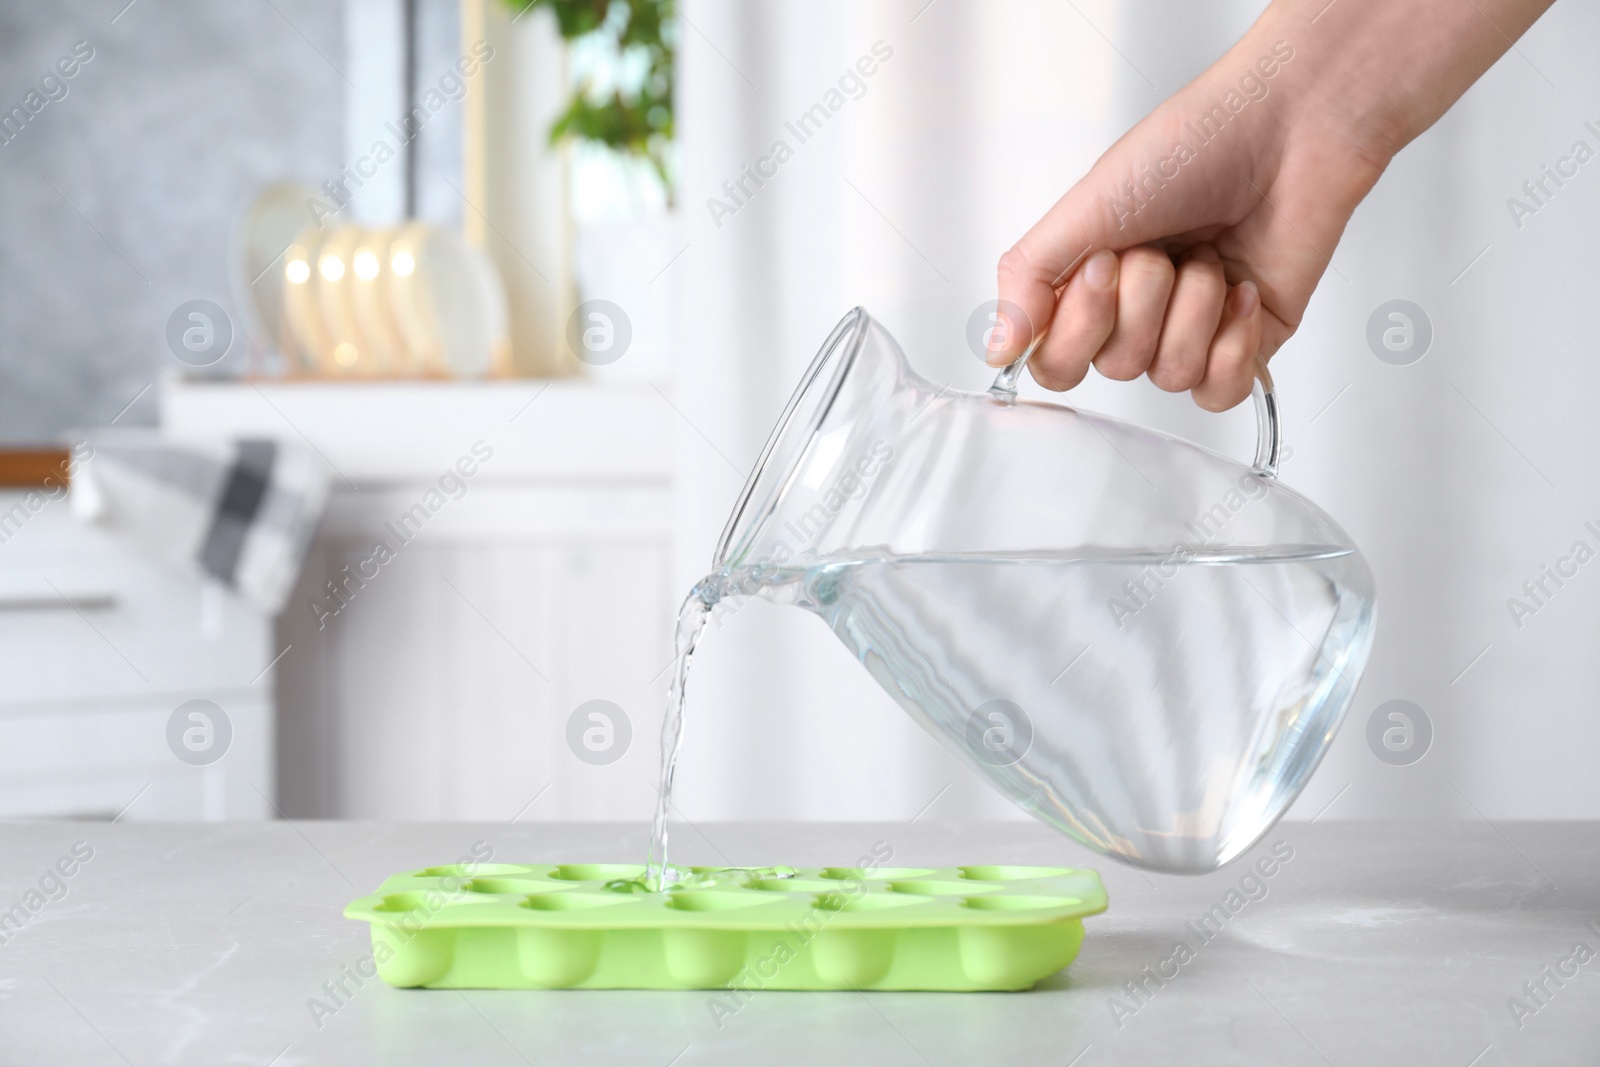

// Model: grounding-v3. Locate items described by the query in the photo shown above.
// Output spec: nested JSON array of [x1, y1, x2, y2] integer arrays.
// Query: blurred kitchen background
[[0, 0, 1594, 827]]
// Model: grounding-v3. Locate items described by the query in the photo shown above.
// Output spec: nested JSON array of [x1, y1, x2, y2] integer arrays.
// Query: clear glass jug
[[711, 307, 1376, 874]]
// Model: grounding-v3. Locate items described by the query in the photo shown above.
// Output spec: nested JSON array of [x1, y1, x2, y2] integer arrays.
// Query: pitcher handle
[[989, 340, 1281, 479], [1248, 355, 1280, 477]]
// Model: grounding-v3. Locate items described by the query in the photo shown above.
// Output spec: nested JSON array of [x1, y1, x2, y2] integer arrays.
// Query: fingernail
[[1084, 249, 1117, 289], [1233, 280, 1259, 317]]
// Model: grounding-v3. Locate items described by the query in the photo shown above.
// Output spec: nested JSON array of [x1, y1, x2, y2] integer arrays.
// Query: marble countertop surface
[[1, 820, 1595, 1065]]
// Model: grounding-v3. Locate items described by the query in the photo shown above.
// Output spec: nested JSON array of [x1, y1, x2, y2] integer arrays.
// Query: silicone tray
[[344, 863, 1106, 991]]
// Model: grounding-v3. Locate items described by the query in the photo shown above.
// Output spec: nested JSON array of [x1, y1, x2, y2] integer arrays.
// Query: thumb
[[992, 122, 1207, 366]]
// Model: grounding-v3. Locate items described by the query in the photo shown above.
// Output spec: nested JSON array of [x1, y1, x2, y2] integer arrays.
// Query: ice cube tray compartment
[[344, 863, 1106, 991]]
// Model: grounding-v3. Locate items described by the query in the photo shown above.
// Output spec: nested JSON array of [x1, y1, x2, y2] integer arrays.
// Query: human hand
[[992, 0, 1556, 410]]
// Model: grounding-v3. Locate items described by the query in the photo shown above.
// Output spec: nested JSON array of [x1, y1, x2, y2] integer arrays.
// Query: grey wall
[[0, 0, 345, 441]]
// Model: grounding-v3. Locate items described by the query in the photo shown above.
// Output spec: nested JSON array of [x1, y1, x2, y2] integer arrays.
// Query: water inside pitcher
[[674, 307, 1375, 876]]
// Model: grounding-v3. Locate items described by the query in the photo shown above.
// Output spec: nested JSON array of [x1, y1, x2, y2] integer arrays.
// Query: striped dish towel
[[70, 430, 329, 614]]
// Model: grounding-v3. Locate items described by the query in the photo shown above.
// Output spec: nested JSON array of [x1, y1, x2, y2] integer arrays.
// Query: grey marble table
[[1, 820, 1595, 1065]]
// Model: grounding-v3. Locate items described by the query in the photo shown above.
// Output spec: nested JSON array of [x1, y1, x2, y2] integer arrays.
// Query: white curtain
[[665, 0, 1600, 823]]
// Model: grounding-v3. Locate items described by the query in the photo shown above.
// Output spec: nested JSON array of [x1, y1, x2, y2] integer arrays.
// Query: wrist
[[1245, 0, 1555, 158], [1228, 1, 1402, 166]]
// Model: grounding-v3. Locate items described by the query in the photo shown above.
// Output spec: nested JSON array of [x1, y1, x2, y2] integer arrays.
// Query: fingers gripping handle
[[988, 343, 1281, 479]]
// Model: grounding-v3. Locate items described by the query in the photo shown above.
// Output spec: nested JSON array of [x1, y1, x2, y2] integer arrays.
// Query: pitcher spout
[[714, 307, 926, 574]]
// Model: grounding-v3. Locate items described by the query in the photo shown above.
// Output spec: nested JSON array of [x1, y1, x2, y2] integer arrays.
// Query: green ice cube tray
[[344, 862, 1107, 991]]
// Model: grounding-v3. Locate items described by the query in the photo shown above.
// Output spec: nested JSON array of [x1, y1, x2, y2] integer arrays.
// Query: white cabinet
[[161, 376, 676, 820], [0, 490, 274, 819]]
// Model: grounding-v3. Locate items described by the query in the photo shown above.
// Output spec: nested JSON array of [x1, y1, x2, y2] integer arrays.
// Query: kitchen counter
[[2, 820, 1595, 1065]]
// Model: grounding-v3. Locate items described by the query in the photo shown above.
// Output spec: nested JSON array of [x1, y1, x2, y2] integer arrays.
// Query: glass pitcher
[[710, 307, 1375, 874]]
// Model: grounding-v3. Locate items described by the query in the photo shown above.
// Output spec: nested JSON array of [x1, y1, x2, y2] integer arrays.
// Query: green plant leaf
[[501, 0, 675, 198]]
